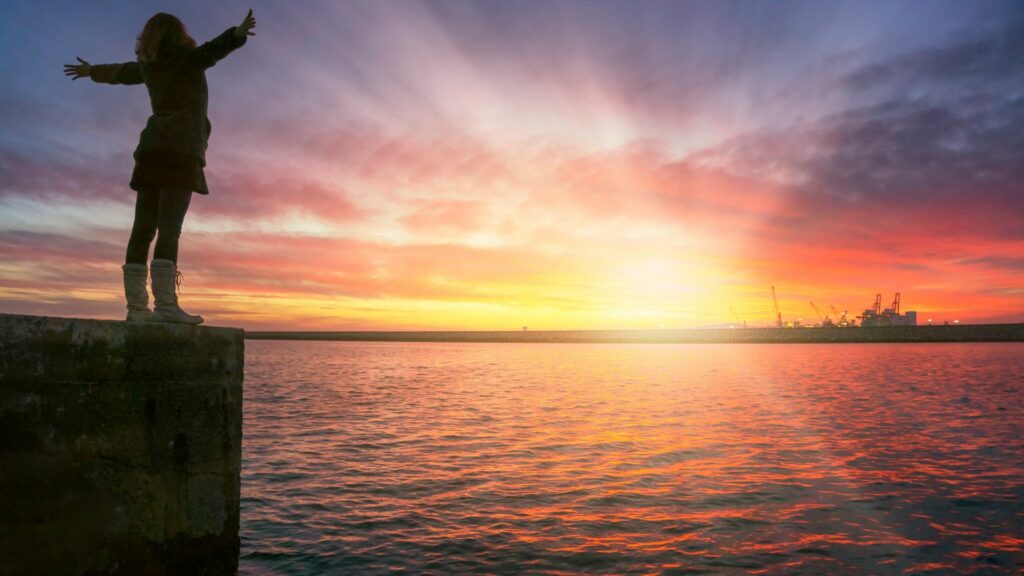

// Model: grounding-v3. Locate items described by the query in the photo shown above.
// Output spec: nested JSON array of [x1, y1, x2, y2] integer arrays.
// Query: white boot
[[150, 259, 204, 325], [122, 263, 153, 322]]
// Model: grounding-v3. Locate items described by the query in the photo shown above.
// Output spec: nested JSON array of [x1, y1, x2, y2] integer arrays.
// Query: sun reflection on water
[[241, 342, 1024, 574]]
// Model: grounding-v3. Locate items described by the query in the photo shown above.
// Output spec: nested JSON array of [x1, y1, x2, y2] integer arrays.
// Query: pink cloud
[[201, 169, 363, 222], [401, 199, 486, 232]]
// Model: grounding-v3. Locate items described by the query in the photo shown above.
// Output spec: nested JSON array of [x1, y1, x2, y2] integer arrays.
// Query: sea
[[238, 341, 1024, 575]]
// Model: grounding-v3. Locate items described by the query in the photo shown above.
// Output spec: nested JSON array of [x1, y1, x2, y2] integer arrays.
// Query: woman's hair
[[135, 13, 196, 63]]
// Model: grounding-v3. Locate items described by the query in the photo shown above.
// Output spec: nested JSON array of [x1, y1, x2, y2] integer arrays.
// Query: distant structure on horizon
[[858, 292, 917, 327]]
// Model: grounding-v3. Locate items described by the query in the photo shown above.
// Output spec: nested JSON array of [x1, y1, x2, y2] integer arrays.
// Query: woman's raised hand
[[235, 9, 256, 40], [63, 57, 91, 80]]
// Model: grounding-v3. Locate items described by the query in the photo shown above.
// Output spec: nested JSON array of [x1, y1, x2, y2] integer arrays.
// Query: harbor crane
[[830, 304, 853, 327], [730, 306, 746, 329], [859, 292, 916, 326], [771, 286, 783, 327], [809, 301, 826, 324]]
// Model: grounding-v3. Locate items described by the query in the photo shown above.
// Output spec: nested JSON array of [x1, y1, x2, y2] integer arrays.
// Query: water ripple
[[241, 342, 1024, 574]]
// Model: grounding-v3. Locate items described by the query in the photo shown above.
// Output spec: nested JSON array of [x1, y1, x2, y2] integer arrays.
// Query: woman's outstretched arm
[[64, 57, 143, 85], [188, 9, 255, 69]]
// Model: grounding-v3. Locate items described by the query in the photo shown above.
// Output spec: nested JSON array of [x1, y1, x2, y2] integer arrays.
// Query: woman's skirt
[[130, 151, 208, 194]]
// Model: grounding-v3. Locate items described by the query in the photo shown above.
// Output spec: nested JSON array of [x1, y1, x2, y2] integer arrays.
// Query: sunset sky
[[1, 1, 1022, 330]]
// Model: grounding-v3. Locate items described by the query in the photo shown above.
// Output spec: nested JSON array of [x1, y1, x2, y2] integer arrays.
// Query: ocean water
[[239, 341, 1024, 575]]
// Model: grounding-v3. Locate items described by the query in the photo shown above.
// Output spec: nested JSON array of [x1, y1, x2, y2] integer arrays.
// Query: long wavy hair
[[135, 13, 196, 63]]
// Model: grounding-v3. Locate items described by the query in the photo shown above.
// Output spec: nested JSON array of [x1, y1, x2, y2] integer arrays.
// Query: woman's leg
[[149, 187, 202, 324], [152, 187, 193, 263], [125, 188, 159, 265], [122, 189, 159, 321]]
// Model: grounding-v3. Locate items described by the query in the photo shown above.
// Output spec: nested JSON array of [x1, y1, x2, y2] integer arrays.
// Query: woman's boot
[[150, 258, 204, 325], [122, 263, 153, 322]]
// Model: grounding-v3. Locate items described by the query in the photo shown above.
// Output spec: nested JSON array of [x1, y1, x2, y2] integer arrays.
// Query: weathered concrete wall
[[0, 313, 244, 576]]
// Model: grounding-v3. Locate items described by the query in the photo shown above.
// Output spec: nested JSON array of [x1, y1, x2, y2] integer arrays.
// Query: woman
[[64, 10, 256, 324]]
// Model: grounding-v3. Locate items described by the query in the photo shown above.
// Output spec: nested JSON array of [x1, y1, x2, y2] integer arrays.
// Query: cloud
[[0, 230, 120, 266], [698, 33, 1024, 245], [202, 169, 363, 223], [957, 257, 1024, 272], [843, 15, 1024, 95], [401, 199, 486, 232], [0, 146, 129, 202]]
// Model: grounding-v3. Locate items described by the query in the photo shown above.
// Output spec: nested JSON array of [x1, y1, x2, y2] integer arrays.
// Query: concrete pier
[[0, 313, 244, 576], [245, 323, 1024, 344]]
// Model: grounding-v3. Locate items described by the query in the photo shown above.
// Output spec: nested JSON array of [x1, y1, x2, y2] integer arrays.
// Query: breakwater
[[246, 323, 1024, 344], [0, 313, 244, 576]]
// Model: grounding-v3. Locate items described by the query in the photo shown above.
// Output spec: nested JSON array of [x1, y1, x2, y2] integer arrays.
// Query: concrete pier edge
[[0, 313, 244, 576]]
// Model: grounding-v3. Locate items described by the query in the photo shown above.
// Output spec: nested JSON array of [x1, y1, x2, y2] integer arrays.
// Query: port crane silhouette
[[808, 301, 826, 325], [771, 286, 782, 327]]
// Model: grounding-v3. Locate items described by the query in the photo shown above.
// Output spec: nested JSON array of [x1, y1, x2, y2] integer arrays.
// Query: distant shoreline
[[245, 323, 1024, 343]]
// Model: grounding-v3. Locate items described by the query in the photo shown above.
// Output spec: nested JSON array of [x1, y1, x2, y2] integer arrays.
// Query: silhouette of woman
[[65, 10, 255, 324]]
